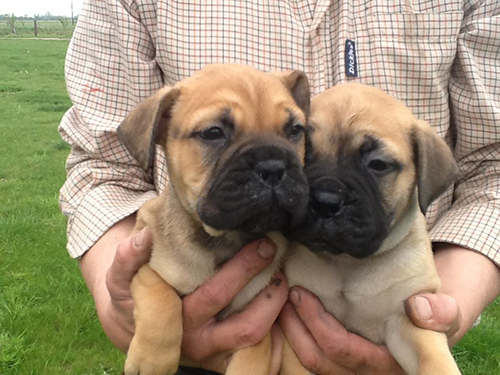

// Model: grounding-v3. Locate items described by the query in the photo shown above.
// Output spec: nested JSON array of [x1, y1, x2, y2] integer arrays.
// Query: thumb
[[106, 227, 153, 300], [405, 293, 461, 339]]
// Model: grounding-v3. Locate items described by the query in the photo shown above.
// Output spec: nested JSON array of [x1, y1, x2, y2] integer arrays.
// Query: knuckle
[[237, 242, 273, 273], [105, 262, 121, 294], [105, 268, 115, 292], [236, 254, 264, 276], [324, 342, 351, 365], [323, 339, 364, 371], [300, 351, 322, 373], [235, 323, 265, 346], [114, 238, 133, 266], [105, 267, 127, 301], [198, 284, 232, 308], [105, 243, 136, 301]]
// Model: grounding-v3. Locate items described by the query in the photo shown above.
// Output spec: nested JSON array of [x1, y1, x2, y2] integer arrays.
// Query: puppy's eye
[[286, 124, 305, 139], [368, 159, 391, 172], [200, 126, 225, 141]]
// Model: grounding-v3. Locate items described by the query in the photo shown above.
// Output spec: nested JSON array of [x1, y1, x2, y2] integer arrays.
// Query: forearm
[[434, 243, 500, 345]]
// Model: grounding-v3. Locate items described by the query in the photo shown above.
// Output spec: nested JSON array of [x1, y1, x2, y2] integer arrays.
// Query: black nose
[[255, 159, 286, 186], [310, 187, 346, 218]]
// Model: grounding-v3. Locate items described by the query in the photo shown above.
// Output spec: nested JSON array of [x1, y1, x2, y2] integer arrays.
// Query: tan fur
[[118, 64, 310, 375], [226, 332, 273, 375], [125, 264, 183, 375], [284, 84, 461, 375]]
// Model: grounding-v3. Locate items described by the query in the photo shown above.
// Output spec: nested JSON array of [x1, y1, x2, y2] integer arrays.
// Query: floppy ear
[[117, 86, 180, 173], [269, 70, 311, 117], [412, 120, 458, 214]]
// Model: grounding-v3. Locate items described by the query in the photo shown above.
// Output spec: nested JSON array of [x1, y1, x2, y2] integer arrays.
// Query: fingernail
[[134, 228, 146, 248], [290, 290, 301, 306], [415, 296, 433, 321], [257, 239, 276, 259]]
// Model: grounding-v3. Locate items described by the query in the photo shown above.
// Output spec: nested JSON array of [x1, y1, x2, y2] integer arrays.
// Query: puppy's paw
[[124, 346, 179, 375]]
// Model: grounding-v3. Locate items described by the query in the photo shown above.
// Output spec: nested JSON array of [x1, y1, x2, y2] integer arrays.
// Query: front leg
[[124, 264, 183, 375], [385, 315, 461, 375]]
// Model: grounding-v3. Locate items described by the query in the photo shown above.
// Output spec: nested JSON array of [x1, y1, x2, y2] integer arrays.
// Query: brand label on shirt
[[345, 40, 358, 77]]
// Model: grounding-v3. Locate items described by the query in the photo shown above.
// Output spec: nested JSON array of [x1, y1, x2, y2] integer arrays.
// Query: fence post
[[34, 20, 38, 36]]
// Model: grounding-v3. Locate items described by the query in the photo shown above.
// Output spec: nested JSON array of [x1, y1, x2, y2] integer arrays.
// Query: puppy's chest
[[150, 233, 246, 296], [318, 275, 397, 343], [286, 248, 410, 343]]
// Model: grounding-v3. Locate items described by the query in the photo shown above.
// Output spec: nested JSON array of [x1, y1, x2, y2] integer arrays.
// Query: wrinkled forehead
[[170, 68, 306, 132], [309, 87, 416, 161], [178, 65, 295, 105]]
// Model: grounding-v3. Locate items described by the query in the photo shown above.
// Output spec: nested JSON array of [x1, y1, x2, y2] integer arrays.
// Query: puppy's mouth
[[288, 173, 391, 258], [197, 144, 309, 234]]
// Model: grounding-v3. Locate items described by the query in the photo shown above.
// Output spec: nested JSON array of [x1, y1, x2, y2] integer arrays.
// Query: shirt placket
[[292, 0, 331, 95]]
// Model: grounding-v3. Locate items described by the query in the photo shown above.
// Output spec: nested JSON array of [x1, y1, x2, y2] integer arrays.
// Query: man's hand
[[181, 239, 289, 373], [104, 227, 153, 351], [279, 287, 462, 374], [279, 287, 406, 375], [405, 293, 461, 343], [79, 215, 151, 353]]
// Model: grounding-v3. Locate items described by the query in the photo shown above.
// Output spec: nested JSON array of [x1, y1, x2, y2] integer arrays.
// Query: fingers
[[181, 239, 289, 366], [182, 272, 288, 363], [106, 227, 153, 302], [183, 238, 277, 323], [213, 272, 289, 351], [279, 299, 354, 375], [405, 293, 461, 338], [280, 290, 357, 375], [270, 324, 285, 375], [281, 287, 404, 375]]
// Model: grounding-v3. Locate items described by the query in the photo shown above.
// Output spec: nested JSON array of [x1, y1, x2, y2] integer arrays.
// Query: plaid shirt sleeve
[[428, 1, 500, 266], [58, 0, 164, 258], [60, 0, 500, 266]]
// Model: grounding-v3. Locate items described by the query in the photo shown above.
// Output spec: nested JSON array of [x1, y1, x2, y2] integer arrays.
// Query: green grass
[[0, 39, 124, 374], [0, 38, 499, 375], [454, 299, 500, 373]]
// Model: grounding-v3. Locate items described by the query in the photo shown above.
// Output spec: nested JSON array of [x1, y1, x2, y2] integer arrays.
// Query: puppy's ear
[[117, 86, 180, 172], [412, 120, 458, 214], [269, 70, 311, 116]]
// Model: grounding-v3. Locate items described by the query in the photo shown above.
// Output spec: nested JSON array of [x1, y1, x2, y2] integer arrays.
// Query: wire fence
[[0, 19, 76, 38]]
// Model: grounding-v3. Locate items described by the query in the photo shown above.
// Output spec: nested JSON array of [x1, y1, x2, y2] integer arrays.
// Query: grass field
[[0, 38, 499, 374], [0, 39, 124, 374]]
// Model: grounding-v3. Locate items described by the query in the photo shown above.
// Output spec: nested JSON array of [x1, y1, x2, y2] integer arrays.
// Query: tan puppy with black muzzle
[[117, 64, 311, 375], [284, 83, 461, 375]]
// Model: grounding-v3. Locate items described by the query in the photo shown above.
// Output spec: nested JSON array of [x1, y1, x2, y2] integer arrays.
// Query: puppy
[[284, 83, 461, 375], [117, 64, 311, 375]]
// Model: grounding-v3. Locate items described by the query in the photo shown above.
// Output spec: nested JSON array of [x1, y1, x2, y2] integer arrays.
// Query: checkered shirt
[[59, 0, 500, 265]]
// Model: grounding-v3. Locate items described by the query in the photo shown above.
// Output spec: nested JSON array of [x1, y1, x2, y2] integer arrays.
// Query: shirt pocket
[[348, 11, 464, 132]]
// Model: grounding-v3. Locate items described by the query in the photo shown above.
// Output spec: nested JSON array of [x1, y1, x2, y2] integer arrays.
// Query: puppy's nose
[[255, 159, 286, 186], [310, 187, 346, 218]]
